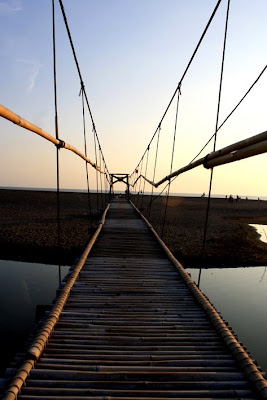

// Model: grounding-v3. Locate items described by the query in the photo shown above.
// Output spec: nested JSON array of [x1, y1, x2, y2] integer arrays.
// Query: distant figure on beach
[[201, 192, 205, 198], [229, 194, 234, 203], [236, 195, 241, 203]]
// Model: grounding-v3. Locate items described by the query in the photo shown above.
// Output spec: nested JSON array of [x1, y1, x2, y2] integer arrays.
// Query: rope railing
[[131, 129, 267, 189], [0, 104, 109, 179]]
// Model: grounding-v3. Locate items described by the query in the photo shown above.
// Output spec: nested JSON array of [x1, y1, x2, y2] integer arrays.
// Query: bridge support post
[[109, 173, 130, 200], [109, 175, 114, 201]]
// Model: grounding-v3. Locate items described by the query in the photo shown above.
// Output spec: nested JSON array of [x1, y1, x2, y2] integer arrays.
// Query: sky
[[0, 0, 266, 196]]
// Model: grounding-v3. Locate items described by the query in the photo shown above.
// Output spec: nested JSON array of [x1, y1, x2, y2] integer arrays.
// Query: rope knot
[[203, 154, 210, 169], [79, 82, 85, 97], [178, 82, 182, 95], [56, 139, 65, 149]]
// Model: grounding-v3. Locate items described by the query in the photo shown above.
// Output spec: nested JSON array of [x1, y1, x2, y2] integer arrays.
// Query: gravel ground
[[1, 189, 267, 267], [0, 189, 108, 265], [132, 193, 267, 267]]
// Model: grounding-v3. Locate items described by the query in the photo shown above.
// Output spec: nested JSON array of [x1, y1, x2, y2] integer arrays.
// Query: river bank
[[0, 189, 106, 265], [1, 189, 267, 267], [133, 193, 267, 267]]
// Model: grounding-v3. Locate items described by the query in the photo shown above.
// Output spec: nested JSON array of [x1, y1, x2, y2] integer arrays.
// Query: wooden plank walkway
[[3, 199, 267, 399]]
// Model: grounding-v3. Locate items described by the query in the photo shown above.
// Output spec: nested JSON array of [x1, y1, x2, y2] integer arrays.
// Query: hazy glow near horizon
[[0, 0, 266, 196]]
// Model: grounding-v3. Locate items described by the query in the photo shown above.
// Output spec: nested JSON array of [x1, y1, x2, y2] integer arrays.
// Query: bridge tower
[[109, 173, 130, 200]]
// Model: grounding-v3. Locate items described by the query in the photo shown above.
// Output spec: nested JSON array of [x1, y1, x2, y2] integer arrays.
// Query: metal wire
[[198, 0, 231, 287], [81, 88, 92, 229], [93, 128, 99, 213], [136, 157, 144, 208], [99, 148, 104, 210], [52, 0, 61, 266], [132, 0, 222, 176], [161, 88, 181, 238], [190, 63, 267, 164], [58, 0, 110, 178], [147, 125, 161, 218], [140, 147, 150, 209]]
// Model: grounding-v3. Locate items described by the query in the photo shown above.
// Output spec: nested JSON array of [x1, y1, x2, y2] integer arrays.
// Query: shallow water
[[187, 266, 267, 372], [249, 224, 267, 243], [0, 260, 266, 376], [0, 260, 69, 373]]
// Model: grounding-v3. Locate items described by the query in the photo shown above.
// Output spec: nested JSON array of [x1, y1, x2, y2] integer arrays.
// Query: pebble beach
[[1, 188, 267, 267]]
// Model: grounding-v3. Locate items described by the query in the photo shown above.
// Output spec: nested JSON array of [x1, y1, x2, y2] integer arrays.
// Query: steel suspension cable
[[93, 128, 99, 214], [134, 163, 141, 195], [147, 125, 161, 218], [80, 87, 92, 229], [132, 0, 222, 175], [140, 147, 150, 209], [99, 147, 104, 210], [132, 171, 137, 204], [52, 0, 61, 270], [104, 167, 108, 206], [136, 157, 144, 208], [198, 0, 231, 287], [58, 0, 109, 174], [161, 87, 181, 238], [190, 63, 267, 164]]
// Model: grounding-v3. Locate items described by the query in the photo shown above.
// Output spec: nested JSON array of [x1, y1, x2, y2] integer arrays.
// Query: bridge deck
[[3, 200, 266, 399]]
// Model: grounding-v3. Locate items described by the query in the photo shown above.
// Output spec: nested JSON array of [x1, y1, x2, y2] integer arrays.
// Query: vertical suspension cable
[[99, 148, 104, 210], [140, 147, 150, 209], [161, 86, 181, 237], [80, 87, 92, 229], [136, 158, 144, 208], [133, 168, 139, 205], [148, 124, 161, 218], [52, 0, 61, 281], [198, 0, 231, 287], [104, 168, 108, 206], [93, 128, 99, 213]]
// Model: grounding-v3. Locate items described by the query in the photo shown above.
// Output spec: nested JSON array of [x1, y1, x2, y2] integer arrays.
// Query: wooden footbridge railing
[[3, 199, 267, 400]]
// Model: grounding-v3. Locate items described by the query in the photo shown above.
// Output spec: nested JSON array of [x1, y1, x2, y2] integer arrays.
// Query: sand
[[0, 189, 107, 265], [1, 189, 267, 267], [136, 194, 267, 267]]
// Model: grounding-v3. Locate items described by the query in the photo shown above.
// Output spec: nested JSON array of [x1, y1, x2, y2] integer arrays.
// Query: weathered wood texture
[[3, 199, 267, 399]]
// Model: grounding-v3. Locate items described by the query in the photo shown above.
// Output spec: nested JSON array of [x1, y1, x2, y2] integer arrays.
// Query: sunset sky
[[0, 0, 266, 196]]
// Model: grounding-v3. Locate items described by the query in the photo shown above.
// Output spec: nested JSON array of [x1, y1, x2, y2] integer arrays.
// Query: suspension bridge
[[1, 0, 267, 398]]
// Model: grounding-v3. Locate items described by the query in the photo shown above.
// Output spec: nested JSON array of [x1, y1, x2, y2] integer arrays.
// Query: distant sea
[[0, 186, 266, 201]]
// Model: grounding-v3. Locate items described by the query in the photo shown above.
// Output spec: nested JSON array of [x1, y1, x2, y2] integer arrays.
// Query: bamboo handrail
[[130, 200, 267, 399], [132, 130, 267, 189], [0, 104, 107, 176], [3, 202, 110, 400]]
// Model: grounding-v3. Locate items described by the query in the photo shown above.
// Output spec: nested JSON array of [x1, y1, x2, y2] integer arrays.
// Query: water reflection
[[250, 224, 267, 243], [0, 260, 69, 374], [187, 266, 267, 372]]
